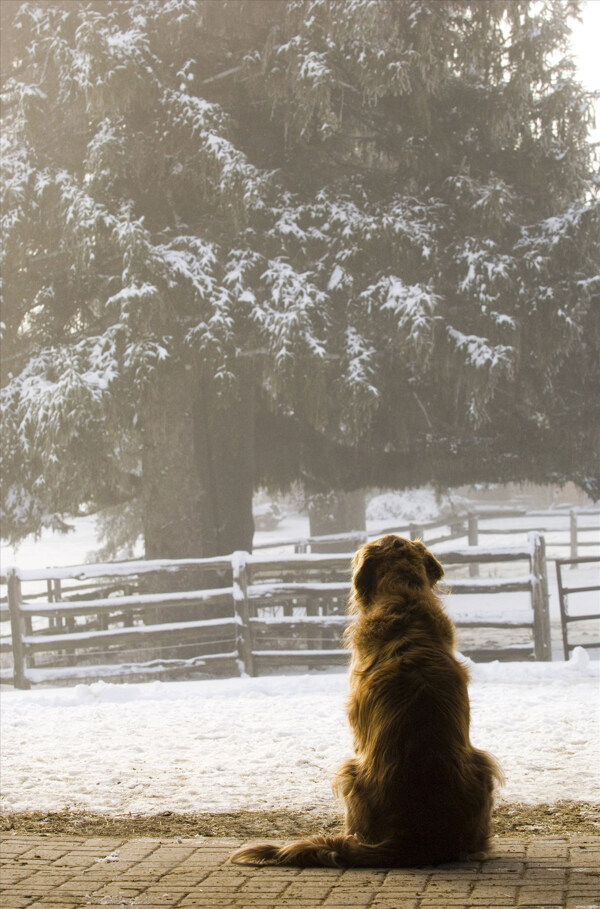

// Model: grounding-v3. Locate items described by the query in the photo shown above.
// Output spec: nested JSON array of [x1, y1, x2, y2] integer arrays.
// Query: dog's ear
[[423, 551, 444, 585], [353, 554, 378, 606]]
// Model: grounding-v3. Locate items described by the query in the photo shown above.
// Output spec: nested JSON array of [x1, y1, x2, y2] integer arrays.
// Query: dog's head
[[351, 535, 444, 608]]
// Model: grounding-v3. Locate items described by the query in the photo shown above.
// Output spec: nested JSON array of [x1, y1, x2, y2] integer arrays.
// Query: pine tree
[[1, 0, 598, 557], [244, 0, 599, 497], [1, 0, 277, 555]]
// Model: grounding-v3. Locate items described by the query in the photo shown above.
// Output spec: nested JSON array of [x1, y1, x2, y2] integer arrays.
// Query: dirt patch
[[495, 801, 600, 836], [1, 802, 598, 839]]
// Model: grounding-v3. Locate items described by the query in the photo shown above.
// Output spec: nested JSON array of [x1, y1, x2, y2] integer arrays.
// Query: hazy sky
[[571, 0, 600, 139], [572, 0, 600, 91]]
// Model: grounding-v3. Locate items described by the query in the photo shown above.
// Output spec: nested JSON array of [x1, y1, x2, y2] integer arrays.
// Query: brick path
[[1, 834, 598, 909]]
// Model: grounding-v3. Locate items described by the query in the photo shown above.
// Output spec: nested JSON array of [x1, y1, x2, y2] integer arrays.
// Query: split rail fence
[[1, 533, 551, 689]]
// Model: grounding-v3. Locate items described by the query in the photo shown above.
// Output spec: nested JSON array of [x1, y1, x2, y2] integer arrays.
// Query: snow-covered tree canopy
[[1, 0, 598, 552]]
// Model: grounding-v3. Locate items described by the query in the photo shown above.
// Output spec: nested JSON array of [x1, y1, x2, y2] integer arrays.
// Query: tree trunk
[[141, 364, 207, 562], [141, 363, 255, 562], [193, 368, 256, 558]]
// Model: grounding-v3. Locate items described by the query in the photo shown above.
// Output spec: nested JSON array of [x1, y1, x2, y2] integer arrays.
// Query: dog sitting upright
[[231, 534, 502, 867]]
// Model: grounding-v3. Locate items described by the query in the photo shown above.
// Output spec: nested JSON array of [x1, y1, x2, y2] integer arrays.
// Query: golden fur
[[231, 534, 502, 868]]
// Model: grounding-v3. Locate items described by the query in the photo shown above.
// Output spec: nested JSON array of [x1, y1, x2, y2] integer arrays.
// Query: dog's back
[[338, 578, 500, 863]]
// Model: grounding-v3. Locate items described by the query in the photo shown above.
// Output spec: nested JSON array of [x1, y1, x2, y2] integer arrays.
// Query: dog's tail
[[230, 834, 401, 868]]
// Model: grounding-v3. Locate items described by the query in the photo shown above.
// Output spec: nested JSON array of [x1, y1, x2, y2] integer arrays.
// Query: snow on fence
[[0, 534, 551, 688]]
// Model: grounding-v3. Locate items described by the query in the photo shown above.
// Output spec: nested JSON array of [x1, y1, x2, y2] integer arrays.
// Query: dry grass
[[1, 802, 598, 839]]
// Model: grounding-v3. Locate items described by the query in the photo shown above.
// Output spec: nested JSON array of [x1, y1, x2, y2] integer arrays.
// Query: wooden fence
[[1, 534, 550, 688], [555, 556, 600, 659]]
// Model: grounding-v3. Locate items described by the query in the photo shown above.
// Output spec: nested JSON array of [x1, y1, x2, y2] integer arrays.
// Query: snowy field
[[1, 499, 598, 818], [1, 650, 598, 816]]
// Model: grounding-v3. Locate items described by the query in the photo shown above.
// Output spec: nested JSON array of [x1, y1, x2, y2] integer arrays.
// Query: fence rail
[[1, 533, 551, 688], [555, 556, 600, 659]]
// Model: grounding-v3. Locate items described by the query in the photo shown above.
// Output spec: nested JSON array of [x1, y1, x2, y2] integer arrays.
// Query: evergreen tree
[[1, 0, 598, 557]]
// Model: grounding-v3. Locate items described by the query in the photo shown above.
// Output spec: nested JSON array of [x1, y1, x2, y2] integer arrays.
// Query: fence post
[[7, 568, 30, 690], [409, 523, 424, 541], [530, 533, 551, 661], [570, 510, 578, 562], [232, 551, 255, 677], [468, 515, 479, 577], [539, 534, 551, 659]]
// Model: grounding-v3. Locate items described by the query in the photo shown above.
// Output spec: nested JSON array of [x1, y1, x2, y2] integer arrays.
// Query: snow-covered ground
[[0, 515, 141, 572], [1, 650, 598, 815], [1, 498, 598, 817]]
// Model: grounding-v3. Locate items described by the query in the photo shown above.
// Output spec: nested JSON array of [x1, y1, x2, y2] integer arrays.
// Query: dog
[[231, 534, 502, 867]]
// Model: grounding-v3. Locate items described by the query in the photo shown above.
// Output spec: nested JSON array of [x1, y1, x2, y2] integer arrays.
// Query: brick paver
[[1, 834, 598, 909]]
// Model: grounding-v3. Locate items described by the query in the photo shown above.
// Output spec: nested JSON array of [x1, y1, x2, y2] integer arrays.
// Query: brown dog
[[231, 535, 502, 867]]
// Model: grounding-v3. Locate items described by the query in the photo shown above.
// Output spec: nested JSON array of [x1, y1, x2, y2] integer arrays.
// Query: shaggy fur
[[231, 534, 502, 868]]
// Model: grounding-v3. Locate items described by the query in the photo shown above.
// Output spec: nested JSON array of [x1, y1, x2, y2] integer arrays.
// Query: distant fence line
[[1, 532, 555, 689], [254, 506, 600, 559]]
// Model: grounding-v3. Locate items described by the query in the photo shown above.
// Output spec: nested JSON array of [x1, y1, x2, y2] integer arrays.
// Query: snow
[[367, 488, 451, 523], [1, 515, 104, 572], [328, 264, 345, 290], [367, 275, 438, 348], [345, 326, 378, 401], [252, 514, 312, 554], [0, 650, 598, 815], [1, 499, 598, 817], [447, 327, 513, 372], [298, 51, 331, 84]]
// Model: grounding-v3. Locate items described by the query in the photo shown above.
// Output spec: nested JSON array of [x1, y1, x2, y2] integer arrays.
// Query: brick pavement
[[1, 834, 598, 909]]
